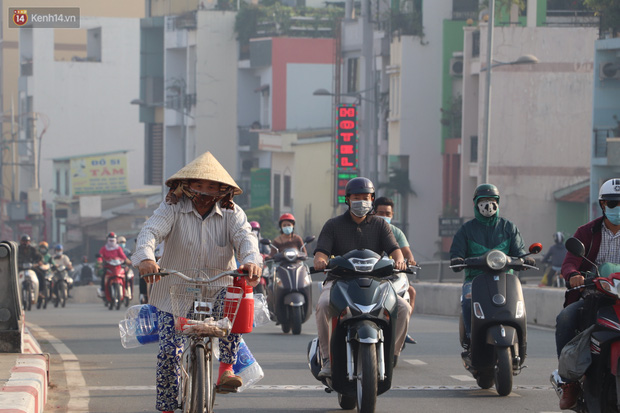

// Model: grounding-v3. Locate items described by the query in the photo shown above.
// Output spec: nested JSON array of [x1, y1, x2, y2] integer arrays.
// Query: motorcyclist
[[98, 232, 130, 298], [449, 184, 532, 356], [313, 177, 409, 377], [35, 241, 52, 301], [17, 234, 44, 271], [555, 178, 620, 410], [117, 236, 134, 297], [538, 232, 567, 287], [269, 213, 307, 256], [51, 244, 73, 271], [374, 196, 417, 344], [250, 221, 271, 255]]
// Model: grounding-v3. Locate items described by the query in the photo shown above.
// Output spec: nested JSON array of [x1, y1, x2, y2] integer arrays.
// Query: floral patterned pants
[[155, 289, 242, 411]]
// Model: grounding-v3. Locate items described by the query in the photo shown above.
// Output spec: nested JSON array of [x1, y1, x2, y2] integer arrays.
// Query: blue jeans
[[461, 282, 472, 339], [555, 299, 585, 358]]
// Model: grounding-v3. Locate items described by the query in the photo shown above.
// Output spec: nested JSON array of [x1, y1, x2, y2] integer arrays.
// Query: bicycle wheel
[[205, 343, 215, 413], [190, 344, 206, 413]]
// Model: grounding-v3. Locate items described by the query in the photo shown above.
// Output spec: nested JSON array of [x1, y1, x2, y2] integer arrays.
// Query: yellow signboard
[[70, 152, 128, 195]]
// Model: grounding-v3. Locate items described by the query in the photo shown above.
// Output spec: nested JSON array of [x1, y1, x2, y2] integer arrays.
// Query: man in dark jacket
[[450, 184, 531, 349], [555, 178, 620, 410], [539, 232, 568, 286]]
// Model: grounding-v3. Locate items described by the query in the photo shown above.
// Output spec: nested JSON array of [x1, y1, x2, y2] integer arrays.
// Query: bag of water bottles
[[253, 293, 271, 327], [214, 337, 264, 392], [119, 304, 159, 349]]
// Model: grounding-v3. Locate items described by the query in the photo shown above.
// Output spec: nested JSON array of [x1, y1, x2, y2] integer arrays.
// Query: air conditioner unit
[[600, 62, 620, 80], [450, 57, 464, 77]]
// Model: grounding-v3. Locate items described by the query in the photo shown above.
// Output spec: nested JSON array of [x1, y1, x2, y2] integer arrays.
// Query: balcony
[[594, 127, 620, 164]]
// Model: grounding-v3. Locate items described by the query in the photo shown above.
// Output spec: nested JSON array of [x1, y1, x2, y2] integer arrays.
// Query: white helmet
[[599, 178, 620, 201], [553, 232, 564, 244]]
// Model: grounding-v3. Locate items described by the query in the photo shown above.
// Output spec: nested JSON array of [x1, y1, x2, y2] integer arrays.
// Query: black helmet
[[20, 234, 31, 243], [473, 183, 500, 202], [345, 177, 375, 197]]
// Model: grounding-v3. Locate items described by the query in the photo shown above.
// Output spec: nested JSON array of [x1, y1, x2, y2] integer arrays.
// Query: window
[[347, 58, 359, 93], [283, 175, 291, 207], [470, 136, 478, 163], [145, 123, 163, 185]]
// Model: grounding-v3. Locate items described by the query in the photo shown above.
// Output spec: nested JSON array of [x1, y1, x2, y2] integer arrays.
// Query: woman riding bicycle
[[132, 151, 262, 413]]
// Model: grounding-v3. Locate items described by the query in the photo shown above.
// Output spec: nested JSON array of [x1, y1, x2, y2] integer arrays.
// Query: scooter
[[550, 237, 620, 412], [51, 263, 72, 308], [450, 243, 542, 396], [123, 264, 134, 307], [253, 252, 270, 297], [308, 249, 413, 413], [104, 259, 126, 310], [260, 236, 315, 335], [18, 262, 39, 311]]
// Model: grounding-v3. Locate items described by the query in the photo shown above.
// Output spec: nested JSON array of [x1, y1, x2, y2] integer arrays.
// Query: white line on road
[[28, 323, 90, 412], [405, 359, 427, 366], [80, 385, 554, 392], [450, 375, 476, 382]]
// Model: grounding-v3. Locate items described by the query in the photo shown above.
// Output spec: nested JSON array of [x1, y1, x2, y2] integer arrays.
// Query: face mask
[[188, 187, 224, 210], [39, 248, 48, 254], [378, 216, 392, 224], [107, 239, 117, 248], [606, 206, 620, 225], [350, 200, 373, 218], [477, 200, 498, 218], [55, 253, 62, 258], [282, 226, 293, 235]]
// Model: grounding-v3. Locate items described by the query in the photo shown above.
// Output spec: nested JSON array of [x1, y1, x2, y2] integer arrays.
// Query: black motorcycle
[[51, 264, 72, 308], [451, 243, 541, 396], [308, 249, 412, 413], [551, 237, 620, 412], [260, 236, 315, 335]]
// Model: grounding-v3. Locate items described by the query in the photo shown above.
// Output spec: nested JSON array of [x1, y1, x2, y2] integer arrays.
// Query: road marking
[[79, 384, 554, 392], [405, 359, 427, 366], [28, 323, 90, 412], [450, 375, 476, 381]]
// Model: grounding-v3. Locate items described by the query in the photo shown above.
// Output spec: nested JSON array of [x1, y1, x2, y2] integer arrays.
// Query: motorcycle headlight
[[348, 257, 378, 272], [284, 250, 297, 261], [515, 300, 525, 318], [486, 250, 507, 271]]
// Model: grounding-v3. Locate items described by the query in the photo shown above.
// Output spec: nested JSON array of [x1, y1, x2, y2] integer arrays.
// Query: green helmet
[[473, 184, 500, 202]]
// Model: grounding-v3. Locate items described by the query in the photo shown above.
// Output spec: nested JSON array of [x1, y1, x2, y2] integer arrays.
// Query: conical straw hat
[[165, 151, 242, 195]]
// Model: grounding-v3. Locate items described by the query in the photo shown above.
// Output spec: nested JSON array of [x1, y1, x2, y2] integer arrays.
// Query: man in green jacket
[[449, 184, 532, 350]]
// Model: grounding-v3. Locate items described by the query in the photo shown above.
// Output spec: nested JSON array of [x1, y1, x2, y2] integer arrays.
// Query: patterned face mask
[[477, 199, 498, 218], [350, 200, 373, 217]]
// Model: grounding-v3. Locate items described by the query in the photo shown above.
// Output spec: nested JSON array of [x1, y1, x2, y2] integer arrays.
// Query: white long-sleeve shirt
[[132, 198, 261, 314]]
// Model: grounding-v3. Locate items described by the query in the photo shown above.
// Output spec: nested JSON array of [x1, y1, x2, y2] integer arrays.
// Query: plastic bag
[[253, 293, 271, 327], [558, 324, 595, 381]]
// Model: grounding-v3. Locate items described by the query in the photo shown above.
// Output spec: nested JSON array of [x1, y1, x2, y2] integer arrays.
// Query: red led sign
[[336, 105, 358, 170]]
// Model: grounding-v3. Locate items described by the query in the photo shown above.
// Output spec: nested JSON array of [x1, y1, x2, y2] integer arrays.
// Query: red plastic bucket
[[231, 277, 254, 334]]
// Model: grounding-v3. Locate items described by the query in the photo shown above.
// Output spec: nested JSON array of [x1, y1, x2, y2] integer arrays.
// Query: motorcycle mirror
[[528, 243, 543, 255], [259, 238, 271, 245], [565, 237, 585, 258], [304, 236, 316, 244]]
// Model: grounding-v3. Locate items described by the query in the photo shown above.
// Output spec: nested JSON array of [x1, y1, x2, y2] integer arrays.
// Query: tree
[[585, 0, 620, 36]]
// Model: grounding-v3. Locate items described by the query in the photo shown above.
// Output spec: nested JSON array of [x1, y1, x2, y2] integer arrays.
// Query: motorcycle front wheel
[[113, 284, 122, 310], [494, 346, 513, 396], [338, 393, 356, 410], [291, 306, 303, 335], [22, 282, 32, 311], [356, 343, 378, 413], [58, 281, 67, 308]]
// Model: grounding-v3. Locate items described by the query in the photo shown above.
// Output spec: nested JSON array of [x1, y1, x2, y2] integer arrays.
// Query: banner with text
[[70, 152, 128, 195]]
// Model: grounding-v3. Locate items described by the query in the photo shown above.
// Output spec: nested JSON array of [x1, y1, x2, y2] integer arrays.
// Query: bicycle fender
[[350, 320, 382, 344], [486, 325, 517, 346], [284, 292, 305, 307]]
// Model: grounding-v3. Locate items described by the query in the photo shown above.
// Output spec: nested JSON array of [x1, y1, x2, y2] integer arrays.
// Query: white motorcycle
[[18, 263, 40, 311]]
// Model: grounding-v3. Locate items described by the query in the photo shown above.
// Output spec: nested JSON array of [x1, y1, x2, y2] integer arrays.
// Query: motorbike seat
[[357, 278, 373, 288]]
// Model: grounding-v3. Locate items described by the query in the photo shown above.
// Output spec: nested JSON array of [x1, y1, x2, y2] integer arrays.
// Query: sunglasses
[[606, 200, 619, 209]]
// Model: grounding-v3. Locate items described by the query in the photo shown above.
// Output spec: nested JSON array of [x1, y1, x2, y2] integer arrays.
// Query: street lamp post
[[480, 1, 538, 183]]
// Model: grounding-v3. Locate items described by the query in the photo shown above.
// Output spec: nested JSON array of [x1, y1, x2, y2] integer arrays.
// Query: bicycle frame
[[142, 269, 246, 413]]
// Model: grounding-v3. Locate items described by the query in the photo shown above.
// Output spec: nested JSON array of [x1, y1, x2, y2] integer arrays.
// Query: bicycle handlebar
[[140, 269, 248, 282]]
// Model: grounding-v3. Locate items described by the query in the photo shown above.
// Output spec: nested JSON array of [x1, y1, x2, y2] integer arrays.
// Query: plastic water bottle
[[233, 338, 264, 392], [253, 293, 271, 327], [119, 304, 159, 348]]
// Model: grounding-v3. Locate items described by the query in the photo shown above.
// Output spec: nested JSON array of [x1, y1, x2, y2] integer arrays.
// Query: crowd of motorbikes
[[18, 261, 74, 311]]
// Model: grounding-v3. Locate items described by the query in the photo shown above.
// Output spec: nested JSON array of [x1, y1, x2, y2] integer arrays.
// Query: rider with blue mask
[[555, 178, 620, 410], [269, 213, 307, 256]]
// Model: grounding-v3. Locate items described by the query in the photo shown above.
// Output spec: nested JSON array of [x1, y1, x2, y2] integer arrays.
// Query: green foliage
[[440, 95, 463, 139], [585, 0, 620, 35], [480, 0, 526, 14], [234, 3, 344, 45], [245, 204, 279, 241], [390, 9, 424, 37]]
